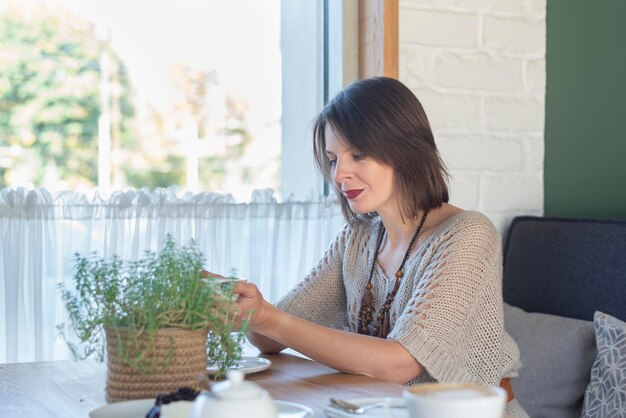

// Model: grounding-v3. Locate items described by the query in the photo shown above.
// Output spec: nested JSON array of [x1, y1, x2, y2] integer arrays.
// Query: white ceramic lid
[[211, 370, 266, 400]]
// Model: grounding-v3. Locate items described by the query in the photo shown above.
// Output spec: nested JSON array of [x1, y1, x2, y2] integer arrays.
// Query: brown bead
[[361, 288, 374, 306], [392, 280, 401, 294], [395, 270, 403, 278], [378, 314, 389, 338], [365, 282, 373, 290]]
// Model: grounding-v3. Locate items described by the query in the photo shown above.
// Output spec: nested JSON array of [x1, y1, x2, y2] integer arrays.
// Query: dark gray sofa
[[502, 216, 626, 418]]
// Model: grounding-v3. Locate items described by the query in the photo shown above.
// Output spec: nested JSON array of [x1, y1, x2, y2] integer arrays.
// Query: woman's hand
[[200, 273, 284, 353], [231, 282, 272, 332]]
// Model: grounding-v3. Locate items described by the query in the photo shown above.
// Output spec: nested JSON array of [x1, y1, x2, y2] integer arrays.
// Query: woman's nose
[[332, 159, 351, 183]]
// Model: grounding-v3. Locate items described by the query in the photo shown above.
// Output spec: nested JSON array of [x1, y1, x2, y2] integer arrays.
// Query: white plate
[[323, 397, 408, 418], [89, 399, 158, 418], [207, 356, 272, 375], [90, 398, 312, 418]]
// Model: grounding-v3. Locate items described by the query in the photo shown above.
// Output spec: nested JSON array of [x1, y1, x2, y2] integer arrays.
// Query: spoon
[[330, 398, 385, 414]]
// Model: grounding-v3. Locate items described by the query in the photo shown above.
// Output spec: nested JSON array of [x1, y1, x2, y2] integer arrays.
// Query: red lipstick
[[343, 189, 364, 200]]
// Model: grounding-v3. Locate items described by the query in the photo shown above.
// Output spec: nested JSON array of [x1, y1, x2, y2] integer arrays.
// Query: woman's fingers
[[233, 281, 255, 297]]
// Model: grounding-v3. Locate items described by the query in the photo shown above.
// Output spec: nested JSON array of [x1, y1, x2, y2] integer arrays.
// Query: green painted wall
[[545, 0, 626, 218]]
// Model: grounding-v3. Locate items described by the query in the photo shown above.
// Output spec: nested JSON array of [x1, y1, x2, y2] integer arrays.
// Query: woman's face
[[324, 125, 397, 216]]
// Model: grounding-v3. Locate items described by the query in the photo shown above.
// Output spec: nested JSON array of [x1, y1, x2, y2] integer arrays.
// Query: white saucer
[[207, 356, 272, 375], [323, 397, 407, 418], [276, 400, 315, 418], [90, 398, 313, 418], [210, 277, 247, 285]]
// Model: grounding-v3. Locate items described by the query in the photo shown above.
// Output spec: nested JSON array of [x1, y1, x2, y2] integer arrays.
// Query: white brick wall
[[399, 0, 546, 234], [401, 10, 479, 48], [435, 52, 524, 92]]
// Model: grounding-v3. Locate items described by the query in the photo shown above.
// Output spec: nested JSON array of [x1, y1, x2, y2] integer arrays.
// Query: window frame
[[279, 0, 398, 201]]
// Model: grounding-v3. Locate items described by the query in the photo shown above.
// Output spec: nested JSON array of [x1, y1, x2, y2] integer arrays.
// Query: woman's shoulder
[[451, 210, 497, 231], [414, 210, 502, 270], [430, 210, 500, 246]]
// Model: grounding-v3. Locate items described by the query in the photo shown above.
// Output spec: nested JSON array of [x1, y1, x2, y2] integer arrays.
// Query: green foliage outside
[[0, 4, 254, 193], [0, 6, 129, 187]]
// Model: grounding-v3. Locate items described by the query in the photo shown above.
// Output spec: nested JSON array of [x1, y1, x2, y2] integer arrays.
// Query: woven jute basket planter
[[105, 326, 209, 403]]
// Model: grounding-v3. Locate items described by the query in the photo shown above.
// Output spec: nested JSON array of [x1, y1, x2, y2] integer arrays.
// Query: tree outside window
[[0, 1, 278, 198]]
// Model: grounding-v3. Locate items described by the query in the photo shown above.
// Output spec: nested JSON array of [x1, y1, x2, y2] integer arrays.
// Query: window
[[0, 0, 358, 201]]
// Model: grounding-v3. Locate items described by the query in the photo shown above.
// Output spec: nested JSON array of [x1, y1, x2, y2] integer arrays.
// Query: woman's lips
[[343, 189, 364, 200]]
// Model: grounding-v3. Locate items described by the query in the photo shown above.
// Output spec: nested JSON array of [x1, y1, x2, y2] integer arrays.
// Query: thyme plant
[[60, 235, 247, 378]]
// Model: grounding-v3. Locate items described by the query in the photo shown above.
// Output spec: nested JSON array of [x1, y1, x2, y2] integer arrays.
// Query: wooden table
[[0, 353, 404, 417]]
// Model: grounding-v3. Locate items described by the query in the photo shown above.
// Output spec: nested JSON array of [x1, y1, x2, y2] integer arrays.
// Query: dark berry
[[146, 405, 161, 418]]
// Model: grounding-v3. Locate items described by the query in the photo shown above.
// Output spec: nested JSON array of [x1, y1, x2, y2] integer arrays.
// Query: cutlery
[[330, 398, 385, 414]]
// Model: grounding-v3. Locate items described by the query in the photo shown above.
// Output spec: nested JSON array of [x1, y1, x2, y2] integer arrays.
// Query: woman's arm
[[246, 330, 286, 354], [234, 282, 422, 384]]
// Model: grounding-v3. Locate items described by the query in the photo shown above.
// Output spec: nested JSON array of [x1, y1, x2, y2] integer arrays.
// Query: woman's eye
[[328, 159, 337, 167]]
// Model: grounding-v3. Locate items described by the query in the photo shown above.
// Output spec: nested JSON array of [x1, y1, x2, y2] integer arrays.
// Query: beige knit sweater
[[276, 211, 529, 417]]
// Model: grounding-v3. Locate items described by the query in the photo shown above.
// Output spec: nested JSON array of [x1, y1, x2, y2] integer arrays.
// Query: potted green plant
[[60, 235, 246, 403]]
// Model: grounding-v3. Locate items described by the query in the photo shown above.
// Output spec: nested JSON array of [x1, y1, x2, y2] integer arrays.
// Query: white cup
[[402, 383, 506, 418]]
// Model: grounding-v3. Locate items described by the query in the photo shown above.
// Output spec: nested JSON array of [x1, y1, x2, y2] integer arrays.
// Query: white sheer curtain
[[0, 187, 345, 363]]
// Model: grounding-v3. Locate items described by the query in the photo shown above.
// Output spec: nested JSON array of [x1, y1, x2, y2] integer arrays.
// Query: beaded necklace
[[357, 210, 429, 338]]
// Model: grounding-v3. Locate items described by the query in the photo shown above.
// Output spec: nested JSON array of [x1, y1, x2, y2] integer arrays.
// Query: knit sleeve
[[274, 224, 352, 330], [388, 213, 505, 385]]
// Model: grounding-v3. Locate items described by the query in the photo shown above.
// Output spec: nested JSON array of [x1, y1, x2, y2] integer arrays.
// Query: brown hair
[[313, 77, 449, 225]]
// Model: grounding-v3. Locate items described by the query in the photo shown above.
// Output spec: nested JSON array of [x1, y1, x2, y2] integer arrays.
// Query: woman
[[231, 77, 528, 417]]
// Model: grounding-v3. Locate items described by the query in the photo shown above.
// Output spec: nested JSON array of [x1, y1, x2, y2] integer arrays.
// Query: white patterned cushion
[[581, 311, 626, 418]]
